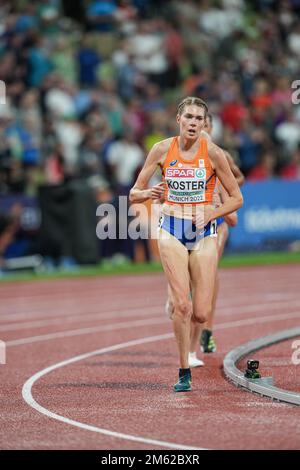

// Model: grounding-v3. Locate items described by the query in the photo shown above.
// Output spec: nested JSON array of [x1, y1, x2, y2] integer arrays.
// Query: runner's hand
[[192, 206, 215, 231], [150, 182, 166, 200]]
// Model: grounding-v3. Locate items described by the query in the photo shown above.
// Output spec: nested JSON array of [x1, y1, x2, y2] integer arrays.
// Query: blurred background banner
[[230, 180, 300, 250]]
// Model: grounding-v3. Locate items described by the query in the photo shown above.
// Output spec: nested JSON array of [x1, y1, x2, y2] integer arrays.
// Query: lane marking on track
[[0, 304, 163, 324], [22, 311, 300, 450], [1, 278, 299, 321], [215, 311, 300, 330], [0, 298, 164, 322], [7, 316, 168, 347], [1, 296, 300, 332], [1, 295, 300, 330], [6, 309, 300, 347], [22, 333, 204, 451], [0, 306, 161, 332]]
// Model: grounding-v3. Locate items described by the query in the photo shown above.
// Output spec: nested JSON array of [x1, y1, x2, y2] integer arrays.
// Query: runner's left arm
[[208, 142, 243, 221], [224, 151, 245, 187], [218, 183, 238, 227]]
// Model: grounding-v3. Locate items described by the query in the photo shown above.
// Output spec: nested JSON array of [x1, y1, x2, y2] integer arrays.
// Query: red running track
[[0, 264, 300, 450]]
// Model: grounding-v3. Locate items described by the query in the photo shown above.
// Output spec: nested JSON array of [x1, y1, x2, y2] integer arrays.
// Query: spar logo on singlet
[[166, 168, 206, 178], [165, 167, 207, 203], [195, 169, 206, 179]]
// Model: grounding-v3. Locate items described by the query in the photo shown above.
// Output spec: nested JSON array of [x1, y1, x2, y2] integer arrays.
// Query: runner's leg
[[158, 228, 191, 369], [206, 222, 228, 330], [189, 236, 218, 354]]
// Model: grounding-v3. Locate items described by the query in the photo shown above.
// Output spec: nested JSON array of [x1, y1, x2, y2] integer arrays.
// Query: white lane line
[[0, 297, 163, 324], [219, 299, 300, 317], [1, 282, 299, 320], [22, 333, 203, 451], [6, 316, 168, 347], [4, 301, 300, 346], [1, 296, 298, 332], [0, 306, 161, 332], [22, 311, 299, 450], [1, 292, 298, 326], [219, 281, 300, 289], [0, 298, 163, 321], [215, 311, 300, 330]]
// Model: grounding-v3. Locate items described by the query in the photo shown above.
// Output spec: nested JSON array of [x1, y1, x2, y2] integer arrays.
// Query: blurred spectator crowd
[[0, 0, 300, 267], [0, 0, 300, 200]]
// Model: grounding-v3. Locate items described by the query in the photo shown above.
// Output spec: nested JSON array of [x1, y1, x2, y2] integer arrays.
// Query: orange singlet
[[161, 137, 216, 206]]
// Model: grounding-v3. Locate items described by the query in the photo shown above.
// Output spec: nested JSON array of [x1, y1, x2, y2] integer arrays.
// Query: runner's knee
[[192, 304, 211, 324], [173, 299, 192, 320], [192, 312, 207, 324]]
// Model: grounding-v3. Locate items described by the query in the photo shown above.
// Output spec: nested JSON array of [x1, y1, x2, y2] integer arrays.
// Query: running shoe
[[200, 329, 216, 353], [173, 368, 192, 392], [188, 352, 204, 368]]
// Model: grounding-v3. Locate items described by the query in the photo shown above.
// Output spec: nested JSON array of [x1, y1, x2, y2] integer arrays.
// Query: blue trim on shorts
[[160, 214, 217, 249], [217, 217, 225, 226]]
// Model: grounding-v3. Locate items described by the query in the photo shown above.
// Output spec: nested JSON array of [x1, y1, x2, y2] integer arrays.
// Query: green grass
[[219, 251, 300, 268], [1, 252, 300, 283]]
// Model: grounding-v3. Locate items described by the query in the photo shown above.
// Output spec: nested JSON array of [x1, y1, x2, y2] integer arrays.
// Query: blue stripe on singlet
[[160, 215, 217, 249]]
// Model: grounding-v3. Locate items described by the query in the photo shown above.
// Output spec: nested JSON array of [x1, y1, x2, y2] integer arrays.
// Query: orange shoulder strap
[[164, 137, 178, 168], [199, 137, 208, 157]]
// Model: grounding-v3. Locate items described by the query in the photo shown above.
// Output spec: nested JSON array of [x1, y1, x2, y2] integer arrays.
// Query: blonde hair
[[177, 96, 208, 117]]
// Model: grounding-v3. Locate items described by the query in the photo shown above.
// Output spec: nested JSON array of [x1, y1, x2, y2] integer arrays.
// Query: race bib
[[165, 167, 207, 204]]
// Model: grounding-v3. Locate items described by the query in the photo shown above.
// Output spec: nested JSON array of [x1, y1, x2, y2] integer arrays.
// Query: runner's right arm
[[129, 140, 169, 203]]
